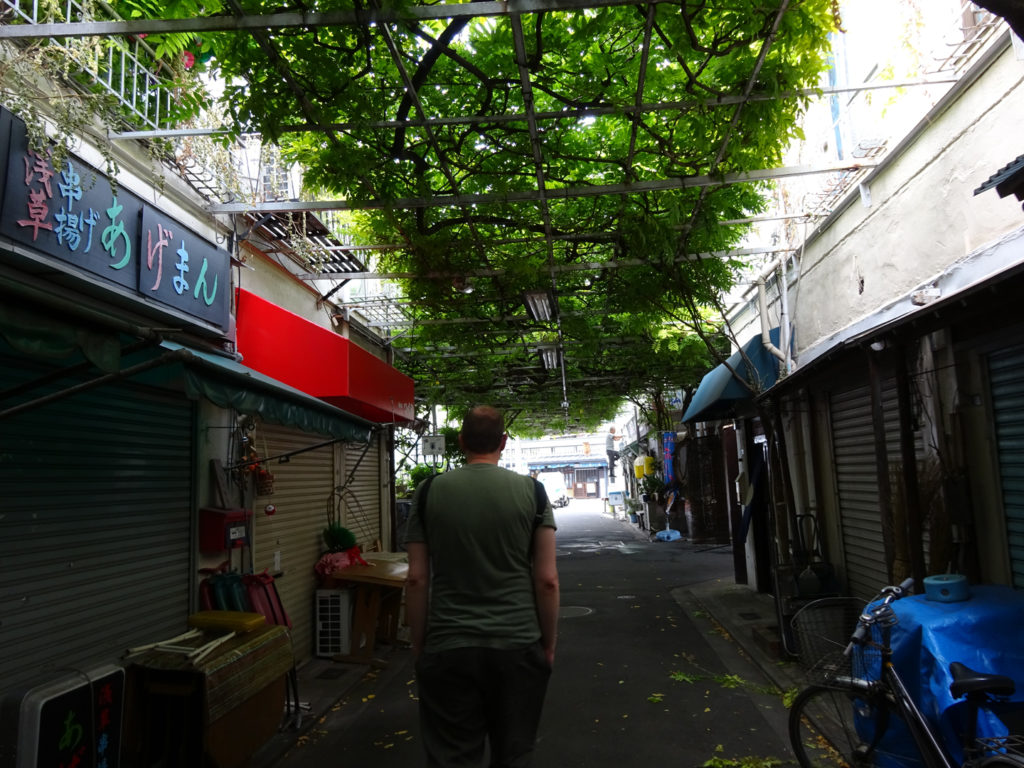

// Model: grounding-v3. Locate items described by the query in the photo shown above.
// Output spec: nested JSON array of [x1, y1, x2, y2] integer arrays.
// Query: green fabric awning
[[0, 301, 373, 442], [0, 302, 122, 373], [158, 342, 374, 443]]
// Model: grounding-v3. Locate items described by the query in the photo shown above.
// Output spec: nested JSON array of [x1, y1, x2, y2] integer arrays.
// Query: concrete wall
[[793, 39, 1024, 360]]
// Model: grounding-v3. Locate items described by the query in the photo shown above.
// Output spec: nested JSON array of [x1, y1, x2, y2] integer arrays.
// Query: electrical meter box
[[422, 435, 445, 455], [199, 507, 252, 552]]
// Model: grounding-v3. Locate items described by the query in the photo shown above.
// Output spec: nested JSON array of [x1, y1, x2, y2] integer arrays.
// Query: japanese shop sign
[[34, 666, 124, 768], [0, 113, 229, 331]]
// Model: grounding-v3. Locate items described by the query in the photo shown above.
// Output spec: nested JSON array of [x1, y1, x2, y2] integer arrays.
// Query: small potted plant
[[625, 497, 641, 524]]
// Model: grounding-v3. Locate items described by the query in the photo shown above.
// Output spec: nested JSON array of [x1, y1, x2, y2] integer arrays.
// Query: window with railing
[[2, 0, 179, 131]]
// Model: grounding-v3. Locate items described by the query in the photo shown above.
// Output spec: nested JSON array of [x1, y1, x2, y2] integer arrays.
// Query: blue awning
[[528, 460, 607, 470], [682, 327, 783, 423]]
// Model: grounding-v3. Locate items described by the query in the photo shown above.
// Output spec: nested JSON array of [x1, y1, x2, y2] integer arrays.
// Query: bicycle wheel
[[789, 685, 916, 768], [978, 757, 1024, 767]]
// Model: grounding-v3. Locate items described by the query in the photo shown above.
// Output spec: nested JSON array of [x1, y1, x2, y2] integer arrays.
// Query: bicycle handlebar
[[844, 577, 916, 655]]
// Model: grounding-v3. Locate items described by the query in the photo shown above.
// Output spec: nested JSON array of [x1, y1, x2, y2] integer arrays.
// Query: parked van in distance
[[535, 471, 570, 508]]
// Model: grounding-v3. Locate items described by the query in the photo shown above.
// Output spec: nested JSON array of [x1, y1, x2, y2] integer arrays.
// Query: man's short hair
[[461, 406, 505, 454]]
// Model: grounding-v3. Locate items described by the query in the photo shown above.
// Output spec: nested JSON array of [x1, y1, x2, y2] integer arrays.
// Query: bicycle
[[788, 579, 1024, 768]]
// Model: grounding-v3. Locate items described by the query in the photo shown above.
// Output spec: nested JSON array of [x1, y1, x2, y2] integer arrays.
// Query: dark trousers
[[607, 450, 619, 477], [415, 643, 552, 768]]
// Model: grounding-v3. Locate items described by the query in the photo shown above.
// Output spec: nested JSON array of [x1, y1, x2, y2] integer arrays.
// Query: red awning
[[235, 288, 414, 424]]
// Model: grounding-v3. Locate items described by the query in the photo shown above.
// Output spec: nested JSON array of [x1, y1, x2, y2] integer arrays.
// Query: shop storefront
[[0, 101, 414, 728]]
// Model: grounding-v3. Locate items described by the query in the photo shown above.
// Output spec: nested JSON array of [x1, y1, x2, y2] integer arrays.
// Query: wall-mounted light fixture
[[523, 289, 556, 322], [538, 344, 560, 370]]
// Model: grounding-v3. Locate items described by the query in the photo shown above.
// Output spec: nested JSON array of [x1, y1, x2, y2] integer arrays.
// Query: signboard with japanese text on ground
[[0, 107, 230, 332], [0, 664, 124, 768]]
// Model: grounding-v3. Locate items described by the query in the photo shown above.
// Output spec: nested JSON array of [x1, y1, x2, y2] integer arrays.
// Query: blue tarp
[[862, 585, 1024, 765]]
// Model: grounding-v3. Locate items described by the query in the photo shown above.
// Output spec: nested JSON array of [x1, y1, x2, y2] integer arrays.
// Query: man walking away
[[404, 405, 560, 768], [606, 426, 621, 480]]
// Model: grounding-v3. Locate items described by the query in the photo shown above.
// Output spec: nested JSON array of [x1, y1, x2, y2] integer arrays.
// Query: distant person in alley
[[606, 426, 621, 480], [404, 405, 560, 768]]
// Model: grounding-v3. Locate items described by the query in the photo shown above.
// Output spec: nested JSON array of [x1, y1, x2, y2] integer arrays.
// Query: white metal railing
[[930, 1, 1002, 75], [2, 0, 176, 130]]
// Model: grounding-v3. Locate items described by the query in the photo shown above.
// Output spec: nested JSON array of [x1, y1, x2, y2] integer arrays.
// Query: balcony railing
[[2, 0, 177, 131]]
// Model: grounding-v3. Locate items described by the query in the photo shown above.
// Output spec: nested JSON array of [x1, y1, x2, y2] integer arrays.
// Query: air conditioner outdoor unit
[[315, 588, 354, 658]]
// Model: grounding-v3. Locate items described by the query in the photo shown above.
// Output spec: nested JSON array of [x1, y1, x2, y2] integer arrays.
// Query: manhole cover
[[559, 606, 594, 618], [316, 668, 346, 680]]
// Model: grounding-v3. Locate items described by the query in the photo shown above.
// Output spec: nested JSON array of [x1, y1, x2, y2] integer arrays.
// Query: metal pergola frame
[[0, 0, 956, 429]]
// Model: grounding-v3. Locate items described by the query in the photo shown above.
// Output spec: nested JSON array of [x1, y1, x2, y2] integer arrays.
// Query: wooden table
[[326, 561, 408, 664], [325, 560, 408, 665]]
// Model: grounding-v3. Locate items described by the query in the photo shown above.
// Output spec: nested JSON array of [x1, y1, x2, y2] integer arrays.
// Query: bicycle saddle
[[949, 661, 1016, 699]]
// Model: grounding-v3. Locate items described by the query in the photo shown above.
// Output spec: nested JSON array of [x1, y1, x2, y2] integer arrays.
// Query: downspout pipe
[[779, 253, 792, 373], [756, 270, 788, 366]]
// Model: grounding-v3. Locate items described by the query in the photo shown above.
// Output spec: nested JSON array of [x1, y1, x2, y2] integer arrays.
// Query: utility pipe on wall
[[756, 270, 788, 367]]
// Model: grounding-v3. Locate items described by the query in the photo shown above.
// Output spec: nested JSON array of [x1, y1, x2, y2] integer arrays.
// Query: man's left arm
[[532, 526, 559, 666]]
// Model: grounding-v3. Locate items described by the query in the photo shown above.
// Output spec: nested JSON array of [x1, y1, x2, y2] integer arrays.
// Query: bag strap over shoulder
[[418, 474, 437, 509], [416, 473, 438, 541], [531, 478, 548, 530], [418, 474, 548, 547]]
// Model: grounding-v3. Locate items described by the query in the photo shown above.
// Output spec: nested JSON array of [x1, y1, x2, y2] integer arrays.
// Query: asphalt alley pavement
[[255, 498, 804, 768]]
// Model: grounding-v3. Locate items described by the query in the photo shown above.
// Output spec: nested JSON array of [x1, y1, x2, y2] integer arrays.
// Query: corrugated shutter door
[[988, 345, 1024, 588], [0, 356, 193, 696], [829, 382, 899, 599], [252, 423, 335, 664], [341, 436, 382, 548]]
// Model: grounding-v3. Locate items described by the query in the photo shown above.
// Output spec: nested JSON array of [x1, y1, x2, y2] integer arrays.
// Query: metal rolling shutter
[[341, 436, 383, 548], [0, 356, 193, 696], [251, 423, 335, 665], [829, 382, 900, 599], [988, 345, 1024, 588]]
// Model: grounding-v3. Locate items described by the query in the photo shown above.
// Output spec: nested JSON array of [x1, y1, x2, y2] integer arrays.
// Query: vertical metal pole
[[867, 347, 897, 583], [895, 343, 927, 589]]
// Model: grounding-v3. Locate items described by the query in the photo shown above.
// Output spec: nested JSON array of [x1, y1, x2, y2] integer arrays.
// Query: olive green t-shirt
[[404, 464, 557, 653]]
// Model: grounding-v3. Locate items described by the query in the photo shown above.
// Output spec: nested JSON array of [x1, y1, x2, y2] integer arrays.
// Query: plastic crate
[[315, 589, 353, 658]]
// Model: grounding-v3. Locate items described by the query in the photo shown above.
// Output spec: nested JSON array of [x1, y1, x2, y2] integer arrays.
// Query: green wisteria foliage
[[116, 0, 835, 430]]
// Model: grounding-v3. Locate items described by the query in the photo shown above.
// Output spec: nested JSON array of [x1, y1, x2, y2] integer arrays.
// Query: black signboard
[[139, 204, 228, 326], [0, 108, 229, 331]]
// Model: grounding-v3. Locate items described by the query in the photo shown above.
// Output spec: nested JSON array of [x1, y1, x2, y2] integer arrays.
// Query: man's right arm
[[531, 526, 559, 666], [405, 542, 430, 658]]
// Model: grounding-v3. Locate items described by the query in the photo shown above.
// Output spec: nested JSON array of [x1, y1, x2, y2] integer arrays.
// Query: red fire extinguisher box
[[199, 507, 252, 552]]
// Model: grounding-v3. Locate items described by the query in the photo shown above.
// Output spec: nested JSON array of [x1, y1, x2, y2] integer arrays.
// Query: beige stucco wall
[[235, 246, 336, 330], [793, 40, 1024, 360]]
